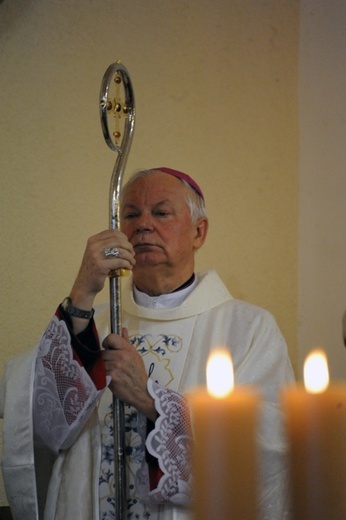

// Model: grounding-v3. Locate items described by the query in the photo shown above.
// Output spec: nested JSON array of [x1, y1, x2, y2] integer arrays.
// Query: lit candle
[[188, 349, 260, 520], [281, 349, 346, 519]]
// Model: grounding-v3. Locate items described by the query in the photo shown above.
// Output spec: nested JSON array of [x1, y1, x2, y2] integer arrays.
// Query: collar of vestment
[[122, 269, 232, 320], [133, 275, 198, 309]]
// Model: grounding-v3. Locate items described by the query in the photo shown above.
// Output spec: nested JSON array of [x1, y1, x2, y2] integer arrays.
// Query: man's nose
[[135, 213, 153, 233]]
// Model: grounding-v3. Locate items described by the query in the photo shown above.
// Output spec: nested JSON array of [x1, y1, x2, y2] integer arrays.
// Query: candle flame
[[304, 349, 329, 394], [206, 349, 234, 398]]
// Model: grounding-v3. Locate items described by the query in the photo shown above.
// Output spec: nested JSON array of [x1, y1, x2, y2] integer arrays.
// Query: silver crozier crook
[[99, 60, 136, 519]]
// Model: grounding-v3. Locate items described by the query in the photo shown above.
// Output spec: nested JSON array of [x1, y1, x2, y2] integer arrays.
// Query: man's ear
[[193, 217, 209, 251]]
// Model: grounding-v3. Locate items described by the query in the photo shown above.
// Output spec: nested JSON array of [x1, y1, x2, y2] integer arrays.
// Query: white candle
[[281, 349, 346, 519], [188, 349, 260, 520]]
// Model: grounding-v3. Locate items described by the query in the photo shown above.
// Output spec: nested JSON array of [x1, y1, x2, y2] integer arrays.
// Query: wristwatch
[[61, 297, 95, 320]]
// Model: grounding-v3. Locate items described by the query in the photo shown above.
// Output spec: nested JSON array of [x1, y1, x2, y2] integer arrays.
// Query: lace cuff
[[33, 315, 107, 453], [143, 379, 193, 505]]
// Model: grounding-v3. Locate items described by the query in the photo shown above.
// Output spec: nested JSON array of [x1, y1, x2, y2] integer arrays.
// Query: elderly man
[[1, 167, 294, 520]]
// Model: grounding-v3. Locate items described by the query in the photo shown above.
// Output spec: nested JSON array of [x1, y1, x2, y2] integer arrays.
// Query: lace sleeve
[[33, 315, 107, 453], [143, 379, 193, 505]]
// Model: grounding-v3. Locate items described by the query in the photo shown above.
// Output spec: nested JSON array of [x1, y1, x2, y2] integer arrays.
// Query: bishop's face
[[120, 172, 207, 282]]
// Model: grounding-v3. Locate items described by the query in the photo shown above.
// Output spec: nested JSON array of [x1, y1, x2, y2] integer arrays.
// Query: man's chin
[[134, 252, 164, 267]]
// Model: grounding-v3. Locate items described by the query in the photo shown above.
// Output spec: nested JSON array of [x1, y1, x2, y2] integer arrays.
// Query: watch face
[[62, 297, 71, 311]]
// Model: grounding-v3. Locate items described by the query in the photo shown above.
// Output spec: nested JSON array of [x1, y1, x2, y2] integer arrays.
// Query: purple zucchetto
[[155, 167, 205, 202]]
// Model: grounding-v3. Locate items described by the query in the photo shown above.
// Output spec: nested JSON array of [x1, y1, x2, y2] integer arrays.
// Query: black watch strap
[[61, 297, 95, 320]]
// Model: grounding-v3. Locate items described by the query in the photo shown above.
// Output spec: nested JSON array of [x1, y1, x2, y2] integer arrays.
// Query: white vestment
[[0, 270, 295, 520]]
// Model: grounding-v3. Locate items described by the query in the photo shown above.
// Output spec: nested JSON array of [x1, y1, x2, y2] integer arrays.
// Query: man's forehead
[[123, 172, 189, 199], [122, 197, 173, 207]]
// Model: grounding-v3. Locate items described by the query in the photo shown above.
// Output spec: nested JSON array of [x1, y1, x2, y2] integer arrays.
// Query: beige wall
[[298, 1, 346, 380], [0, 0, 299, 505]]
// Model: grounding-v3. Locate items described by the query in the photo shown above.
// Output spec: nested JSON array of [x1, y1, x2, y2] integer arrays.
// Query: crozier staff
[[0, 167, 295, 520]]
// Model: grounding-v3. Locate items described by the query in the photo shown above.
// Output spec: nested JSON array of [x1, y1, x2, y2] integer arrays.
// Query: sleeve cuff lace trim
[[33, 315, 107, 453], [144, 379, 193, 505]]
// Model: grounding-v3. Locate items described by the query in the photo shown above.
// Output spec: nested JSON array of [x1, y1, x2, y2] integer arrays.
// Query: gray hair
[[120, 168, 207, 223]]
